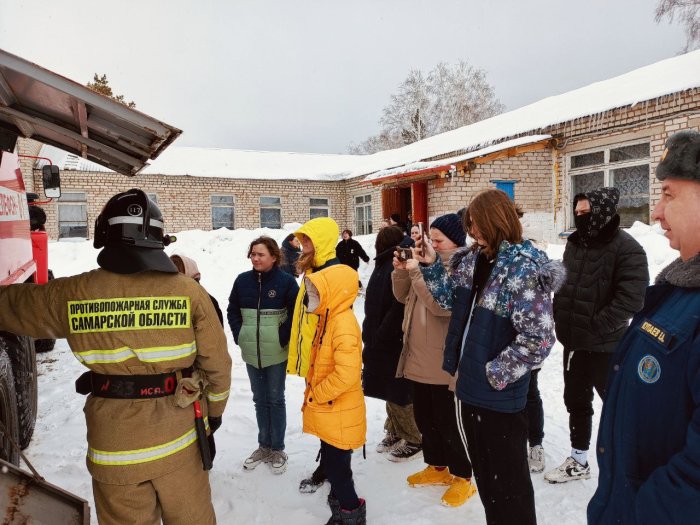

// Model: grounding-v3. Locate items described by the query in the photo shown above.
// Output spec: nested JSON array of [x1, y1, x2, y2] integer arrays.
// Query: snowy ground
[[24, 222, 677, 524]]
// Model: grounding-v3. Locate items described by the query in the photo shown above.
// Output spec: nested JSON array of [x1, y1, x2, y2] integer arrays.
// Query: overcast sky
[[0, 0, 687, 154]]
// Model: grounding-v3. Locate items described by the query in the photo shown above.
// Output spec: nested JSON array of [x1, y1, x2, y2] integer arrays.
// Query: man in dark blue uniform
[[588, 129, 700, 524]]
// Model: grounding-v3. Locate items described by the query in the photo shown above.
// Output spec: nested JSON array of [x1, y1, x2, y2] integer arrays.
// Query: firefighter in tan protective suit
[[0, 189, 232, 525]]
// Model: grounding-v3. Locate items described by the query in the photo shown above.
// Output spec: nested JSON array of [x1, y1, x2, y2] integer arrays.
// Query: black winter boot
[[339, 499, 366, 525], [325, 493, 342, 525], [300, 464, 327, 493]]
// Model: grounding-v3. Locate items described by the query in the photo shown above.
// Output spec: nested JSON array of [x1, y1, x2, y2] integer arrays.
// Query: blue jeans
[[246, 361, 287, 450]]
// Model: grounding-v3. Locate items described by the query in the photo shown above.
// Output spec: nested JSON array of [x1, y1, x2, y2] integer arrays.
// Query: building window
[[211, 195, 234, 230], [309, 197, 330, 219], [354, 194, 372, 235], [260, 196, 282, 229], [58, 191, 88, 239], [568, 141, 650, 227], [492, 180, 516, 200], [147, 193, 158, 204]]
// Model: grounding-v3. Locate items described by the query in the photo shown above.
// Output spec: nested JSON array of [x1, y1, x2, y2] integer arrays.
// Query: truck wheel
[[0, 346, 20, 465], [0, 332, 37, 449], [34, 338, 56, 353], [34, 270, 56, 353]]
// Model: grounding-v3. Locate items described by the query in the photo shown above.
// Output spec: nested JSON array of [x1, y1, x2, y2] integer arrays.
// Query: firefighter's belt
[[75, 367, 193, 399]]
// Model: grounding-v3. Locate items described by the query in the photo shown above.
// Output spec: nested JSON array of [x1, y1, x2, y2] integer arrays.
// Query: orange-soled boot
[[440, 476, 477, 507], [407, 465, 454, 487]]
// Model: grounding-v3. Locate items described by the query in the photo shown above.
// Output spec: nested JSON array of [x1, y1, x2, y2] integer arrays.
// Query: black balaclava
[[574, 187, 619, 239]]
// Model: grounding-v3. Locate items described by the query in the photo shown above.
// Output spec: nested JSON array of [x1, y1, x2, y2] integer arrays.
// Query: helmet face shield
[[106, 214, 166, 249]]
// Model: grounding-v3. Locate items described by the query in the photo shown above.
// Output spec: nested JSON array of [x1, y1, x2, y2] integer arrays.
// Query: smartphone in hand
[[395, 246, 413, 262], [417, 222, 425, 257]]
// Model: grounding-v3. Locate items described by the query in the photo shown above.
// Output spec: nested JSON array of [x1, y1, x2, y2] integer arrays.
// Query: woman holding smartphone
[[392, 214, 476, 507]]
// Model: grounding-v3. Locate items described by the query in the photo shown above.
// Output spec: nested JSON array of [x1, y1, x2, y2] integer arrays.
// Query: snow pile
[[25, 222, 677, 524]]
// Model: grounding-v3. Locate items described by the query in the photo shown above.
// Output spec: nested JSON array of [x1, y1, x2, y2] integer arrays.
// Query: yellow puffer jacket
[[301, 264, 366, 450], [287, 217, 340, 377]]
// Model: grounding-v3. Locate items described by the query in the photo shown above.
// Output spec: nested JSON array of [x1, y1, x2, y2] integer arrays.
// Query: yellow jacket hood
[[295, 217, 339, 269], [304, 265, 358, 317]]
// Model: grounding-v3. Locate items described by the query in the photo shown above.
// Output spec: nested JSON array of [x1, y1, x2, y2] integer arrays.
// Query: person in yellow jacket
[[0, 189, 231, 525], [302, 264, 367, 524], [288, 217, 342, 494]]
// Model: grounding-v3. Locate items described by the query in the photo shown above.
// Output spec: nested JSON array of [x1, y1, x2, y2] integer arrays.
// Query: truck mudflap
[[0, 458, 89, 524]]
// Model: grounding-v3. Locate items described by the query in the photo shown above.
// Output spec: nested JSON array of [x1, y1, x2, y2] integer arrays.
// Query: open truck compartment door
[[0, 47, 182, 523], [0, 459, 89, 525], [0, 47, 182, 176]]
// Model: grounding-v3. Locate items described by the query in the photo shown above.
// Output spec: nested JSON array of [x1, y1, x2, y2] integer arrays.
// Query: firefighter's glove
[[209, 415, 222, 434], [174, 369, 210, 408]]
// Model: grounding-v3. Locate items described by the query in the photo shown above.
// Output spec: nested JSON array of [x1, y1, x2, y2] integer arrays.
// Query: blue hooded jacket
[[421, 239, 565, 412]]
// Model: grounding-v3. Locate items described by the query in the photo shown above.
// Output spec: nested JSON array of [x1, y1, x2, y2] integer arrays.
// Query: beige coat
[[0, 269, 231, 485], [392, 249, 456, 387]]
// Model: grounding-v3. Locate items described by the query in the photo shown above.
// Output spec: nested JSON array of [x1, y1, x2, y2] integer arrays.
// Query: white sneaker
[[528, 445, 545, 473], [268, 450, 288, 474], [243, 447, 271, 470], [544, 456, 591, 483]]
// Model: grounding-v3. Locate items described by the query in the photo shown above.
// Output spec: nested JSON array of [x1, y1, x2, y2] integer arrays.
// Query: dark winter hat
[[430, 213, 466, 247], [574, 187, 619, 239], [656, 130, 700, 182]]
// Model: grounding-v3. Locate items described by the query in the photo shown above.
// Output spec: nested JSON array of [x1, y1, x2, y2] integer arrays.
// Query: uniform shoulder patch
[[637, 354, 661, 384]]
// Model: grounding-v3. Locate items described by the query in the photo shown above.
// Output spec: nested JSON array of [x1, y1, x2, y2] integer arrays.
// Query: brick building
[[25, 50, 700, 243]]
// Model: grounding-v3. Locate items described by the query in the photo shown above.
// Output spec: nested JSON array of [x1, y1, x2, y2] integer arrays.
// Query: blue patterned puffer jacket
[[421, 239, 566, 413]]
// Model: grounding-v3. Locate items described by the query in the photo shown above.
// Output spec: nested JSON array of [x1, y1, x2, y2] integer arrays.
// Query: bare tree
[[350, 61, 503, 154], [380, 69, 431, 145], [655, 0, 700, 51], [429, 61, 504, 134]]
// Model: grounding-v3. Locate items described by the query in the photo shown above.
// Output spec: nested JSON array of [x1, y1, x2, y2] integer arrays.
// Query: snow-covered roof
[[35, 50, 700, 182], [140, 147, 369, 181], [363, 135, 552, 183]]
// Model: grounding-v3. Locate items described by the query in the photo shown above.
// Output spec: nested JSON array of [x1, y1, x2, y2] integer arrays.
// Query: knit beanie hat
[[430, 213, 466, 247], [656, 130, 700, 182]]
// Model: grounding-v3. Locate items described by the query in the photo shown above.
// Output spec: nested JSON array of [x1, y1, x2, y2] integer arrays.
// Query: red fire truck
[[0, 48, 181, 521]]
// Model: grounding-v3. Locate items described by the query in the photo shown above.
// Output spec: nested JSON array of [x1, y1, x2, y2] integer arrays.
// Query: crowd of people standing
[[206, 137, 700, 525], [1, 130, 698, 524]]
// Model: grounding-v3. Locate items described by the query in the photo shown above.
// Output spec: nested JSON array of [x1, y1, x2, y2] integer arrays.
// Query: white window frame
[[354, 194, 372, 235], [211, 194, 235, 230], [567, 139, 650, 228], [309, 197, 330, 219], [57, 190, 88, 239], [260, 196, 282, 229], [147, 193, 158, 204]]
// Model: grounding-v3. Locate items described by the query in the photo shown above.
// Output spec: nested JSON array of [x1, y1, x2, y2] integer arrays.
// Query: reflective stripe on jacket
[[0, 269, 232, 484]]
